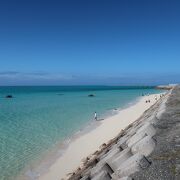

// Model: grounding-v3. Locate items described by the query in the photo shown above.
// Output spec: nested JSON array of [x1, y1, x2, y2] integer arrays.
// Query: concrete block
[[113, 153, 150, 177], [90, 164, 104, 177], [91, 171, 111, 180], [99, 146, 120, 161], [117, 135, 129, 146], [136, 123, 156, 137], [126, 133, 146, 147], [90, 147, 119, 177], [145, 115, 155, 123], [107, 148, 132, 172], [131, 135, 156, 156], [111, 174, 132, 180], [126, 126, 138, 137]]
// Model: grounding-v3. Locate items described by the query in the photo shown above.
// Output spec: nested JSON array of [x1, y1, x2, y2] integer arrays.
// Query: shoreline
[[69, 89, 171, 180], [18, 94, 145, 180], [34, 92, 164, 180], [22, 95, 142, 179]]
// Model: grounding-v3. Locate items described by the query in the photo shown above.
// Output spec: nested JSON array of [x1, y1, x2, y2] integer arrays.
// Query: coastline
[[36, 92, 164, 180], [22, 95, 142, 179]]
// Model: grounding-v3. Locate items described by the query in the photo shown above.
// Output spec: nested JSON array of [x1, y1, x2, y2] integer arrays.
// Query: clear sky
[[0, 0, 180, 85]]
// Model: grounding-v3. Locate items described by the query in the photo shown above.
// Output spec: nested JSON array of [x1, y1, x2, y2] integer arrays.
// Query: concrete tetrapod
[[131, 135, 156, 156], [91, 171, 111, 180], [112, 153, 150, 178]]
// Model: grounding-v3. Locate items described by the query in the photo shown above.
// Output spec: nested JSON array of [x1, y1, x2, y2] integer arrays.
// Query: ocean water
[[0, 86, 163, 180]]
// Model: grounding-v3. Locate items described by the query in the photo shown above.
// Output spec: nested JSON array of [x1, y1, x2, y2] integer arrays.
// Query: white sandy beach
[[38, 93, 162, 180]]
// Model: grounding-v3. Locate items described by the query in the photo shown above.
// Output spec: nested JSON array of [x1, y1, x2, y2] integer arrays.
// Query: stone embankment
[[68, 89, 173, 180]]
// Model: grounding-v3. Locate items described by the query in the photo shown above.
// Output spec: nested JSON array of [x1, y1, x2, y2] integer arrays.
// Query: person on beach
[[155, 95, 157, 100], [94, 112, 97, 121]]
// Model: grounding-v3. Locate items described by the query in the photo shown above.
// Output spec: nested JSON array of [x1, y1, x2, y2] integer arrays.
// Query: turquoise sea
[[0, 86, 163, 180]]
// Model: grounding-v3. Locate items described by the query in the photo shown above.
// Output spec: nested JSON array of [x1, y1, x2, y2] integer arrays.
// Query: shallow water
[[0, 86, 163, 180]]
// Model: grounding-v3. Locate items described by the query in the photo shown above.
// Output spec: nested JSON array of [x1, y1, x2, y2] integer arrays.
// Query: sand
[[38, 93, 162, 180]]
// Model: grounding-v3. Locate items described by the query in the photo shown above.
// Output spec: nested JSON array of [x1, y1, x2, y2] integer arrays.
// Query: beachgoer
[[94, 112, 97, 121], [155, 95, 157, 100]]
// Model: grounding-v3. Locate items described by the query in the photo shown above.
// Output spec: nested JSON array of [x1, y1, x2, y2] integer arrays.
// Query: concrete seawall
[[68, 89, 172, 180], [132, 86, 180, 180]]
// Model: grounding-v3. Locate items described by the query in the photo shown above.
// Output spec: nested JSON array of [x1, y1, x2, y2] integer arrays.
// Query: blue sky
[[0, 0, 180, 85]]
